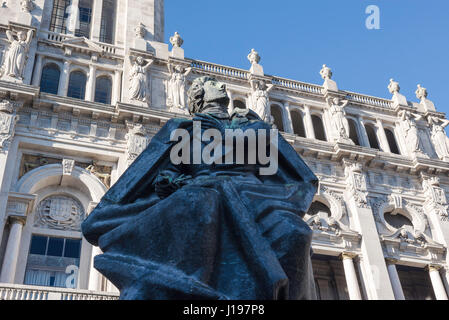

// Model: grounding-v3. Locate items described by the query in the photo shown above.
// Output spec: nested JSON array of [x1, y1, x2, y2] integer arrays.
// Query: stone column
[[0, 217, 26, 283], [31, 53, 43, 87], [91, 0, 104, 42], [88, 246, 103, 291], [283, 102, 294, 134], [227, 91, 234, 114], [86, 64, 97, 102], [87, 202, 103, 291], [303, 105, 315, 139], [385, 258, 405, 300], [340, 252, 362, 300], [344, 180, 395, 299], [428, 265, 448, 300], [58, 60, 72, 96], [357, 116, 370, 148], [376, 119, 391, 153], [111, 69, 122, 105]]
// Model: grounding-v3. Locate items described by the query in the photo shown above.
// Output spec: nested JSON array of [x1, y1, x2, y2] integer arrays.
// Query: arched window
[[384, 211, 413, 229], [67, 71, 87, 100], [384, 128, 400, 155], [40, 64, 61, 95], [271, 104, 285, 132], [290, 110, 306, 137], [365, 124, 380, 150], [308, 201, 331, 217], [94, 76, 112, 104], [233, 99, 246, 110], [24, 195, 85, 289], [348, 119, 361, 146], [100, 0, 117, 44], [312, 115, 327, 141]]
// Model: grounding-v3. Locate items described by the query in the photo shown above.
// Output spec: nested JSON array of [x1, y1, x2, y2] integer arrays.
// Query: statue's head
[[187, 76, 229, 114], [17, 31, 26, 41], [174, 65, 183, 73], [332, 97, 340, 105], [136, 56, 144, 65]]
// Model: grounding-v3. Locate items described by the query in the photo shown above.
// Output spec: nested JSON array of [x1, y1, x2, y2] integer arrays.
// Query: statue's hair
[[187, 76, 216, 115]]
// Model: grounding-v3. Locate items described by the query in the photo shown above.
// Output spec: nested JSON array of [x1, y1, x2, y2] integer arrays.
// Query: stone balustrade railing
[[344, 91, 393, 109], [271, 76, 323, 95], [40, 31, 124, 56], [0, 283, 119, 300], [190, 59, 250, 80]]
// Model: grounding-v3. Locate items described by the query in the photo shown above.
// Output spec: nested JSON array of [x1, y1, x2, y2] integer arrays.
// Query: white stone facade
[[0, 0, 448, 300]]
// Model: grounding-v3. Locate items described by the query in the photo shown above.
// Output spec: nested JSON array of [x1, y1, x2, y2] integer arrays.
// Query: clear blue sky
[[165, 0, 448, 116]]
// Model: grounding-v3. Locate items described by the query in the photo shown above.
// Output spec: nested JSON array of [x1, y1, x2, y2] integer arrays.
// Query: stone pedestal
[[250, 63, 264, 76], [170, 47, 184, 60], [392, 92, 408, 109], [323, 78, 338, 92], [421, 98, 436, 112], [134, 38, 147, 51], [17, 12, 33, 26]]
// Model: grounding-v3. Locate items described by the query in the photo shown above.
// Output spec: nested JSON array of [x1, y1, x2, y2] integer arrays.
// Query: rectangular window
[[24, 235, 82, 289], [99, 0, 116, 44], [49, 0, 93, 39], [49, 0, 70, 34], [29, 235, 47, 255], [75, 0, 93, 38]]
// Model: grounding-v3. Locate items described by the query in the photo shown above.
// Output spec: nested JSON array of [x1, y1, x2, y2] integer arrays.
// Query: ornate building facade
[[0, 0, 448, 300]]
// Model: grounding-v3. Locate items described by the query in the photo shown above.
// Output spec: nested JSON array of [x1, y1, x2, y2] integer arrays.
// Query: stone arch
[[311, 113, 327, 141], [290, 108, 306, 137], [270, 103, 285, 131], [313, 187, 346, 222], [14, 164, 108, 208], [40, 63, 61, 95], [374, 196, 427, 234]]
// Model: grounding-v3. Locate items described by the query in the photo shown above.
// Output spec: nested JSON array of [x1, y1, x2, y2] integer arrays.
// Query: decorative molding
[[62, 159, 75, 176], [34, 195, 85, 232]]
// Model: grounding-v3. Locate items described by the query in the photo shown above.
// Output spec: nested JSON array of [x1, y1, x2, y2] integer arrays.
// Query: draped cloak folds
[[81, 112, 319, 300]]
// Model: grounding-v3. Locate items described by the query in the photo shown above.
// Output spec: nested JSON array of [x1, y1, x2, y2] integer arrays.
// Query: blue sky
[[165, 0, 448, 116]]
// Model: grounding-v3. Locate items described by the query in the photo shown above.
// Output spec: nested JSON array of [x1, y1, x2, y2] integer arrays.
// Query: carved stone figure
[[134, 23, 146, 39], [398, 110, 425, 156], [247, 48, 261, 65], [82, 76, 318, 300], [320, 64, 332, 80], [125, 123, 149, 165], [1, 29, 34, 81], [249, 77, 274, 123], [388, 79, 400, 94], [326, 97, 350, 141], [0, 100, 19, 150], [20, 0, 34, 12], [128, 56, 153, 102], [427, 116, 449, 160], [86, 161, 111, 188], [169, 31, 183, 48], [344, 161, 368, 208], [166, 63, 192, 113], [415, 84, 428, 101]]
